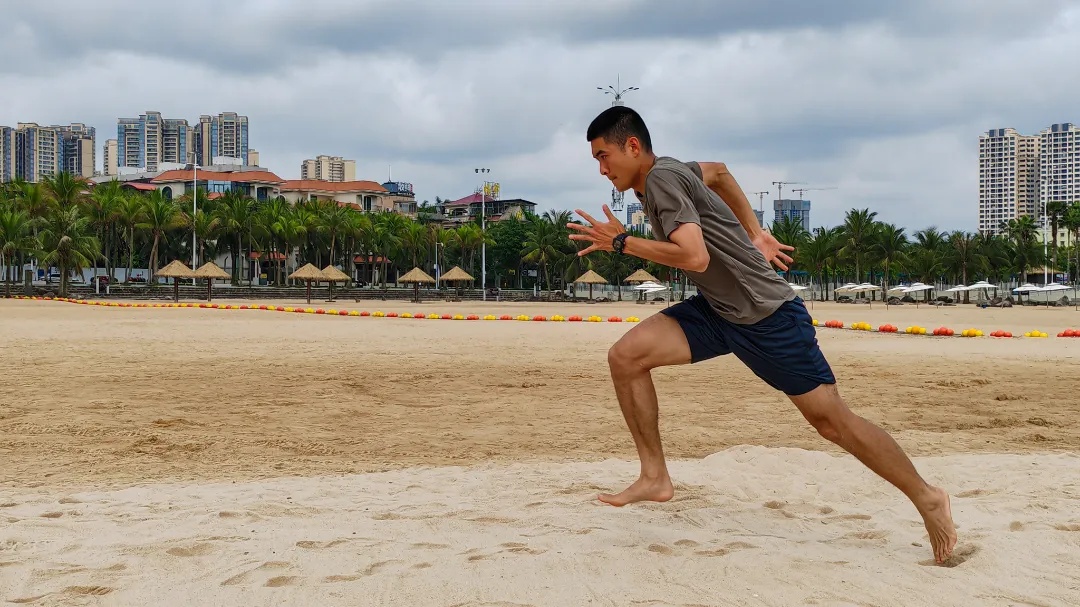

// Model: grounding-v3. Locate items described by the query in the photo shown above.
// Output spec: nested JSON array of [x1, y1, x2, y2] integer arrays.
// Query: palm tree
[[522, 216, 561, 297], [839, 208, 878, 282], [947, 231, 981, 303], [139, 191, 183, 282], [36, 206, 101, 297], [214, 190, 254, 285], [873, 223, 908, 296], [115, 193, 146, 283], [0, 206, 38, 297]]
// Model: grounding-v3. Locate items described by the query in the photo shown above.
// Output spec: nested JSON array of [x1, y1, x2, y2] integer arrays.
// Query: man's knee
[[608, 337, 643, 375], [792, 383, 855, 444]]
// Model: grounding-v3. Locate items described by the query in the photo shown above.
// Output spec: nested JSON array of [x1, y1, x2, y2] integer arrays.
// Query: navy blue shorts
[[660, 295, 835, 396]]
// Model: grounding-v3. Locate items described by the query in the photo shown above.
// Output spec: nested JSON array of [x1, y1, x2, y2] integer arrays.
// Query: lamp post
[[597, 75, 638, 213], [435, 242, 444, 289], [474, 168, 493, 300], [190, 161, 200, 285]]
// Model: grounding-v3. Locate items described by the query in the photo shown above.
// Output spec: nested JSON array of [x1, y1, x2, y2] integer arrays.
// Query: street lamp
[[189, 160, 201, 286], [474, 168, 493, 300], [434, 242, 444, 290]]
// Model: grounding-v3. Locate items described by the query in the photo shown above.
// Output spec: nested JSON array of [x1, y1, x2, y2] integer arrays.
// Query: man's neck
[[630, 154, 657, 193]]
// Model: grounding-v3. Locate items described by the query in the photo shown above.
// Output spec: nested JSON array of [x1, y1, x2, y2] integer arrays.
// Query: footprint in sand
[[64, 586, 114, 596], [1053, 523, 1080, 532], [919, 544, 979, 568], [1009, 521, 1025, 531], [295, 539, 349, 550], [410, 542, 450, 550], [166, 543, 216, 557], [220, 561, 293, 586], [462, 543, 548, 561], [324, 559, 409, 580], [956, 489, 989, 498], [694, 541, 758, 558]]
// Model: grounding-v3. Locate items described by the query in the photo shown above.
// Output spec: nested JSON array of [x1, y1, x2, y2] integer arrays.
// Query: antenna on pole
[[597, 75, 639, 212]]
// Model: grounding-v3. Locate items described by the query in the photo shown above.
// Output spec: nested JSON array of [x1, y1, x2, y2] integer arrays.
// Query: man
[[567, 105, 957, 565]]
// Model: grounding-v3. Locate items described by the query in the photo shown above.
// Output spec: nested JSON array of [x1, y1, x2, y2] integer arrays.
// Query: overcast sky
[[3, 0, 1079, 232]]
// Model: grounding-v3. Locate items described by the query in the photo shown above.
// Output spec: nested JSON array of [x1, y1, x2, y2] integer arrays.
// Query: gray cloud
[[2, 0, 1080, 232]]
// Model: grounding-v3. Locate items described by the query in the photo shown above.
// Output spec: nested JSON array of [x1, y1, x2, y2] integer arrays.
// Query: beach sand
[[1, 297, 1079, 605]]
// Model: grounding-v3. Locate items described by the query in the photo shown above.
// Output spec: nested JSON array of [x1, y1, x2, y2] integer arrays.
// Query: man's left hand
[[567, 205, 626, 256], [752, 230, 795, 271]]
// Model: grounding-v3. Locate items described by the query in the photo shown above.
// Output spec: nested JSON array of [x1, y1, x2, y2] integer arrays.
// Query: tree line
[[2, 172, 1078, 299]]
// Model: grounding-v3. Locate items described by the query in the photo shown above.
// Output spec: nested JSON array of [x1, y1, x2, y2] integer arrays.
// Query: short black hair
[[586, 106, 652, 153]]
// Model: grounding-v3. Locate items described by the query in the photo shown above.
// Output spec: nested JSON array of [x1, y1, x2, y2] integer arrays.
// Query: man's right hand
[[751, 230, 795, 271]]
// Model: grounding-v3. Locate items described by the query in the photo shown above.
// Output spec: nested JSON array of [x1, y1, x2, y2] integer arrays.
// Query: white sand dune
[[3, 446, 1079, 606]]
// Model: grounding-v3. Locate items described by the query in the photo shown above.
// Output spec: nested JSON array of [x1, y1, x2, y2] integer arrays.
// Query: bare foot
[[917, 486, 958, 564], [598, 475, 675, 507]]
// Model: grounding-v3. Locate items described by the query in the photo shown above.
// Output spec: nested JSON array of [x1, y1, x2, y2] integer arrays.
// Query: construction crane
[[598, 75, 639, 212], [771, 181, 806, 201], [791, 186, 838, 200], [750, 191, 769, 213]]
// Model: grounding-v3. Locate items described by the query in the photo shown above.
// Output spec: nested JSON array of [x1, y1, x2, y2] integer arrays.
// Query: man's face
[[591, 136, 643, 192]]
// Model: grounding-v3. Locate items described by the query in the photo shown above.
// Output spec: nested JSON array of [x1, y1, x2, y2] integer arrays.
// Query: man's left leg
[[725, 298, 957, 563], [788, 383, 957, 564]]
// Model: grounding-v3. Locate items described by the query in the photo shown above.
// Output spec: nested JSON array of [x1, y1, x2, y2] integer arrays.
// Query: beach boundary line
[[7, 295, 1080, 338]]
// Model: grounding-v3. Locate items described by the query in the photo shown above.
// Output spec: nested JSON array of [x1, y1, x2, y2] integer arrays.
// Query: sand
[[1, 297, 1079, 606]]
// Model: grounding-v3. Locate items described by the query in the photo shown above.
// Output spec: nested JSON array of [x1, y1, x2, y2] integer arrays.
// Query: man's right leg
[[599, 310, 699, 507]]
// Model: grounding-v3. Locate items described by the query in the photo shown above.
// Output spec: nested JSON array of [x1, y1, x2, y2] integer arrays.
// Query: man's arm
[[622, 223, 709, 273], [694, 161, 762, 239], [567, 206, 710, 273]]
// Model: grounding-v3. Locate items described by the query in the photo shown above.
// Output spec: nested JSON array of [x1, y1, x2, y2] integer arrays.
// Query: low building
[[436, 193, 537, 225], [279, 179, 391, 212], [151, 168, 285, 201]]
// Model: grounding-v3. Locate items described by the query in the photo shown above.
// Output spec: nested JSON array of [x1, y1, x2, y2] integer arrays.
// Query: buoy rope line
[[9, 296, 1080, 337], [6, 295, 639, 323]]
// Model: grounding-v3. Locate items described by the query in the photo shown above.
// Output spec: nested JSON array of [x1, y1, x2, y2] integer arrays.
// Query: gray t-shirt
[[634, 156, 795, 324]]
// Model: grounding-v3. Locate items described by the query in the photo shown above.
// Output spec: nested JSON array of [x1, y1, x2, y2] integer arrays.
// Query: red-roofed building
[[279, 179, 416, 217], [150, 168, 285, 202], [437, 193, 536, 225]]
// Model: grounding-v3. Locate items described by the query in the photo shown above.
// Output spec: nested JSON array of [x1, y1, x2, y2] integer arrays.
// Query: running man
[[567, 105, 957, 564]]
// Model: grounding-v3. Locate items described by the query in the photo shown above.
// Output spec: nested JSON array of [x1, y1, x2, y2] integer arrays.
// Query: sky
[[2, 0, 1079, 232]]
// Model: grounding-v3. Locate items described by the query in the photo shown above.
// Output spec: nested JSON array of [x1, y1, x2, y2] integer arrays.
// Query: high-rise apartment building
[[103, 139, 118, 176], [192, 113, 249, 166], [13, 123, 62, 183], [59, 123, 95, 178], [1038, 122, 1079, 216], [0, 123, 95, 182], [116, 111, 248, 171], [301, 155, 356, 182], [773, 199, 811, 231], [0, 127, 13, 183], [978, 127, 1040, 235], [117, 111, 189, 173]]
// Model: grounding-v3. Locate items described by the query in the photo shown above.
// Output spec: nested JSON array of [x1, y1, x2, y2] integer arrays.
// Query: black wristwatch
[[612, 233, 630, 254]]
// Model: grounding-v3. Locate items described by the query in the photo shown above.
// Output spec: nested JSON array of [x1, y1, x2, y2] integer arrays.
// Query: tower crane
[[750, 191, 769, 213], [771, 181, 806, 201], [791, 186, 838, 200]]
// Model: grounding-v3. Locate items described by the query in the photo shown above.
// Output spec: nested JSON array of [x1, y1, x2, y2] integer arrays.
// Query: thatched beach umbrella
[[625, 268, 659, 284], [321, 265, 351, 301], [438, 265, 474, 298], [573, 269, 609, 301], [193, 261, 230, 302], [399, 266, 436, 303], [625, 268, 660, 302], [289, 263, 324, 304], [156, 259, 196, 302]]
